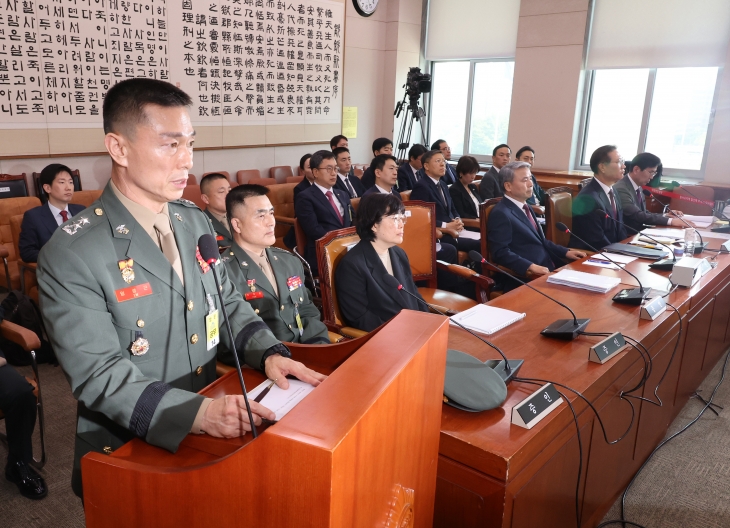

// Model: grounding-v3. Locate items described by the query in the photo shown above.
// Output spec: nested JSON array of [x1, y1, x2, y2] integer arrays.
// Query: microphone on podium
[[595, 209, 676, 271], [381, 274, 523, 383], [554, 223, 649, 305], [467, 250, 590, 340], [198, 234, 259, 438]]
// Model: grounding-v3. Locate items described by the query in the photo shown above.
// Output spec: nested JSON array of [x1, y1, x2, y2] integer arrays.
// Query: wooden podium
[[81, 311, 448, 528]]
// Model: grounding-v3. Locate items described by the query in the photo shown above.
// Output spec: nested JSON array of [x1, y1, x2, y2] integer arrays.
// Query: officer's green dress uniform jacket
[[37, 182, 286, 495]]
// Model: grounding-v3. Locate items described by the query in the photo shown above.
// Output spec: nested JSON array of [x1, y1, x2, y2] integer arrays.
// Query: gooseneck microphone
[[198, 234, 259, 438], [642, 188, 669, 214], [381, 274, 523, 383], [595, 209, 676, 271], [467, 250, 590, 340], [643, 189, 707, 252], [555, 223, 650, 305]]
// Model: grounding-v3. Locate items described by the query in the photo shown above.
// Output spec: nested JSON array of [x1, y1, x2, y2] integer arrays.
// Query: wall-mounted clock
[[353, 0, 379, 17]]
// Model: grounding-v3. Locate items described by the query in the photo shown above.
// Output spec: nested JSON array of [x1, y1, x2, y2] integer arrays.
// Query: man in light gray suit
[[613, 152, 685, 232]]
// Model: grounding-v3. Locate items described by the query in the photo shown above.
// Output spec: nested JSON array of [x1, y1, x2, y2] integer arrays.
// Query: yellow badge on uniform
[[205, 294, 219, 350], [118, 258, 135, 284]]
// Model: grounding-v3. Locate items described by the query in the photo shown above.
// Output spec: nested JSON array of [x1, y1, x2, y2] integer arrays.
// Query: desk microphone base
[[492, 359, 524, 384], [541, 318, 590, 340], [613, 287, 650, 305], [649, 258, 675, 271]]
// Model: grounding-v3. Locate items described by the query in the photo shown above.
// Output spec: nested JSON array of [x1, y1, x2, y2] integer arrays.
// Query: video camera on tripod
[[394, 67, 432, 160]]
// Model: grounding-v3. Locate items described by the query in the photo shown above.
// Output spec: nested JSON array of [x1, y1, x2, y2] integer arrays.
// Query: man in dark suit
[[570, 145, 628, 250], [294, 150, 353, 275], [293, 153, 315, 203], [200, 172, 233, 250], [410, 150, 481, 257], [360, 138, 393, 189], [614, 152, 684, 232], [397, 144, 427, 191], [363, 155, 401, 200], [0, 344, 47, 500], [431, 139, 457, 185], [333, 147, 365, 198], [19, 163, 85, 263], [330, 134, 355, 179], [489, 162, 585, 291], [515, 146, 547, 207], [478, 144, 511, 201]]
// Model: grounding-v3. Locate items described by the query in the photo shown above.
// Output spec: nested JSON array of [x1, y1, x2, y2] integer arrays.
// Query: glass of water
[[684, 228, 698, 255]]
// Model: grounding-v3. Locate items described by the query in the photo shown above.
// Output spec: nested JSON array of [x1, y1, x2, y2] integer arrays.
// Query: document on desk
[[450, 304, 525, 335], [547, 269, 621, 293], [682, 215, 715, 228], [583, 252, 637, 270], [641, 228, 685, 240], [699, 230, 730, 240], [247, 379, 316, 421]]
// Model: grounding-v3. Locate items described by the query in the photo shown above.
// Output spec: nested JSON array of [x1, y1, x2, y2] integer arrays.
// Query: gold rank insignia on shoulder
[[115, 225, 129, 235], [62, 216, 90, 235], [174, 213, 183, 222], [118, 258, 135, 284], [130, 331, 149, 356]]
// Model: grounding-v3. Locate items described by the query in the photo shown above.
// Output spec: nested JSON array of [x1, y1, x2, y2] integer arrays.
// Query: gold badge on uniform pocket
[[118, 258, 135, 284], [130, 331, 149, 356]]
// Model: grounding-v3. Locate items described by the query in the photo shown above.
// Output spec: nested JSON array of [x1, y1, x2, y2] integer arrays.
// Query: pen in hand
[[254, 380, 276, 404]]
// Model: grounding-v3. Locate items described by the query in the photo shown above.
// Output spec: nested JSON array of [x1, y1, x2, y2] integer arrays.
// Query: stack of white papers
[[248, 379, 315, 421], [583, 252, 637, 270], [449, 304, 525, 335], [683, 215, 715, 228], [547, 269, 621, 293], [459, 230, 480, 240], [641, 228, 685, 240]]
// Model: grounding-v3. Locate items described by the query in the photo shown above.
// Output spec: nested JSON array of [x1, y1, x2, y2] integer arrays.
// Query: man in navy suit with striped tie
[[488, 162, 585, 291], [570, 145, 628, 251], [19, 164, 85, 263], [294, 150, 353, 275]]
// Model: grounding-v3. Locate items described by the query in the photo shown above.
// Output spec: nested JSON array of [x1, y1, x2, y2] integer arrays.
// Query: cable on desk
[[596, 349, 730, 528]]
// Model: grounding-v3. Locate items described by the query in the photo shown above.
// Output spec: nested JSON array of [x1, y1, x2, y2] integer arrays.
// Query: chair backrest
[[315, 227, 360, 327], [353, 168, 364, 178], [249, 177, 277, 187], [669, 185, 715, 216], [9, 214, 23, 265], [478, 198, 503, 275], [8, 214, 37, 296], [545, 192, 572, 246], [399, 201, 437, 288], [579, 177, 593, 190], [72, 190, 103, 208], [236, 169, 261, 184], [350, 197, 361, 212], [181, 185, 206, 209], [0, 174, 29, 199], [33, 169, 82, 203], [187, 174, 197, 185], [286, 176, 304, 184], [0, 197, 41, 289], [266, 182, 297, 248], [546, 186, 573, 196], [399, 190, 412, 201], [270, 165, 294, 183]]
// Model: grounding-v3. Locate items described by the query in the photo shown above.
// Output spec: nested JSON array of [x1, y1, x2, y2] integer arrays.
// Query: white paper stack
[[641, 228, 685, 240], [547, 269, 621, 293], [682, 215, 715, 228], [449, 304, 525, 335], [583, 252, 637, 270]]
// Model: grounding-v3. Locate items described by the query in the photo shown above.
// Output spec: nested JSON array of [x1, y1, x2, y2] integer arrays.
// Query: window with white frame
[[581, 67, 719, 174], [428, 60, 515, 158]]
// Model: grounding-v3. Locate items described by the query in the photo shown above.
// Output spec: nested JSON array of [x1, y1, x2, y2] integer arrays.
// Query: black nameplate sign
[[511, 383, 563, 430], [589, 332, 628, 364], [640, 296, 667, 321]]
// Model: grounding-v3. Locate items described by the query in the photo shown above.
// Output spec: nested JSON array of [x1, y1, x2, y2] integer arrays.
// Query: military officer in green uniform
[[200, 172, 233, 251], [223, 184, 330, 344], [36, 78, 325, 498]]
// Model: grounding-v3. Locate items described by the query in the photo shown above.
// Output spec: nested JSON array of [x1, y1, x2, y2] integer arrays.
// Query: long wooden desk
[[434, 231, 730, 527]]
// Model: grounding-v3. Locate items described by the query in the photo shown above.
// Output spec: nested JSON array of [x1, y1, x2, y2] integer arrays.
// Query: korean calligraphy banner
[[0, 0, 344, 156]]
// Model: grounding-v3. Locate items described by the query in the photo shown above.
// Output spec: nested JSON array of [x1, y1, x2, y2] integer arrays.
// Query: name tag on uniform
[[245, 291, 264, 300], [205, 310, 220, 350], [115, 282, 153, 303]]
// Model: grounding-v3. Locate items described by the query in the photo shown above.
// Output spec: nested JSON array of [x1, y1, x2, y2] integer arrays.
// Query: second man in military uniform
[[224, 184, 330, 344]]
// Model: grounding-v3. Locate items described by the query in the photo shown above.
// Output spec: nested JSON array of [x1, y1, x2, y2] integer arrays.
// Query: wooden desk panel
[[435, 232, 730, 527]]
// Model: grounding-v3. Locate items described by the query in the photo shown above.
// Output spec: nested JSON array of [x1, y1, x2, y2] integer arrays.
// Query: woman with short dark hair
[[449, 155, 482, 226], [335, 193, 428, 332]]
